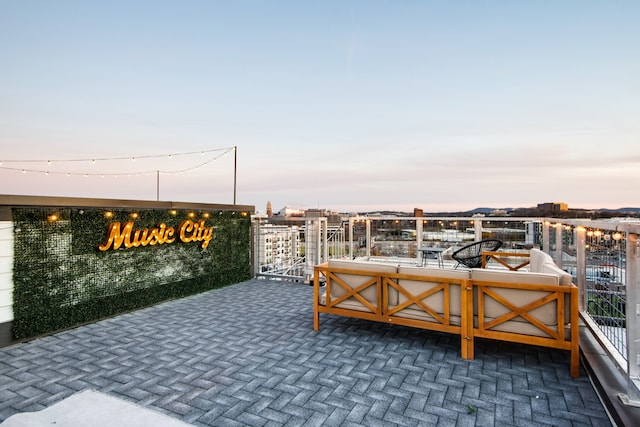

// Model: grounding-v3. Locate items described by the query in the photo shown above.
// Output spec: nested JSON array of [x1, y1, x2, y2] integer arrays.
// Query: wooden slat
[[482, 251, 531, 270]]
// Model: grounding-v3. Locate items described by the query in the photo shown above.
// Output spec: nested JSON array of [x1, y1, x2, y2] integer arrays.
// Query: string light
[[0, 147, 234, 177], [0, 148, 231, 164]]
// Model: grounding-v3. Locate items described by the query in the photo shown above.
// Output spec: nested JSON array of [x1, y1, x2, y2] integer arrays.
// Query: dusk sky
[[1, 1, 638, 213]]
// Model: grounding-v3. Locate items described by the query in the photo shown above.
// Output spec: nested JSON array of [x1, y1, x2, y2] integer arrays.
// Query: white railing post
[[416, 218, 423, 263], [575, 226, 587, 312], [322, 218, 328, 263], [620, 232, 640, 407], [366, 219, 371, 257], [349, 218, 354, 259], [542, 221, 550, 253], [252, 219, 259, 277], [304, 218, 320, 283], [474, 219, 482, 241], [315, 218, 321, 265], [555, 223, 563, 268]]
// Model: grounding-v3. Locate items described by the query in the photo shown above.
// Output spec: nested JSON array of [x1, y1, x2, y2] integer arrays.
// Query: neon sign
[[98, 219, 213, 251]]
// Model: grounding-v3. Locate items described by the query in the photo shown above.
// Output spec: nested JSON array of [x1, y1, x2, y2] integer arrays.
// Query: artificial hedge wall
[[12, 206, 252, 339]]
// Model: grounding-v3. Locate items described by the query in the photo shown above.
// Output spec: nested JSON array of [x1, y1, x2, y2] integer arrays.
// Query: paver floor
[[0, 279, 611, 426]]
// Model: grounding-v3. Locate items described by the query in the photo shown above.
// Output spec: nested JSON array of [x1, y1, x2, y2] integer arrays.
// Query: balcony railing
[[252, 217, 346, 283], [253, 214, 640, 406]]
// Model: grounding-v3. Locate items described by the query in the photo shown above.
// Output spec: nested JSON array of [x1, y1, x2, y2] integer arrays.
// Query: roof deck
[[0, 279, 613, 426]]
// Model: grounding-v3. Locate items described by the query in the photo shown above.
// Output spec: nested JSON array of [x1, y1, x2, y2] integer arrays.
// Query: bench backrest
[[395, 266, 469, 315], [471, 269, 561, 327], [326, 259, 397, 306]]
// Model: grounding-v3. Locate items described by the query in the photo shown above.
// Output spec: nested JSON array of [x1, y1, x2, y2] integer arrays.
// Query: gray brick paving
[[0, 278, 612, 426]]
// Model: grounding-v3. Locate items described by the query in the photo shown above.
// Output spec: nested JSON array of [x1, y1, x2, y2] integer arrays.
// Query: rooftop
[[0, 279, 612, 426]]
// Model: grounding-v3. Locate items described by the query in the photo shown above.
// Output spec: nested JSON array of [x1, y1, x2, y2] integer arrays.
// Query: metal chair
[[451, 239, 503, 269]]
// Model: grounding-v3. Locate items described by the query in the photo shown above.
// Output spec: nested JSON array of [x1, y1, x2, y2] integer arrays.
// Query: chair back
[[452, 239, 503, 268]]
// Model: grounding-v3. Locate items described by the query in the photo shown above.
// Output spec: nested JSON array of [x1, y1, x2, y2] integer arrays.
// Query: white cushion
[[541, 262, 573, 286], [529, 248, 554, 273]]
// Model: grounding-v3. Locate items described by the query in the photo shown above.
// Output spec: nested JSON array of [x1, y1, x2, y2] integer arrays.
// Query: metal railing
[[543, 218, 640, 406], [252, 217, 345, 283], [252, 215, 640, 405]]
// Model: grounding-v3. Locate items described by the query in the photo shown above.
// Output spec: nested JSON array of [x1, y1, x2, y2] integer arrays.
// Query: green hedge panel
[[12, 207, 251, 339]]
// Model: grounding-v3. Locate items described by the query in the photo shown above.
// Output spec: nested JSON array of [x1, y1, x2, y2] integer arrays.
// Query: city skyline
[[1, 2, 638, 212]]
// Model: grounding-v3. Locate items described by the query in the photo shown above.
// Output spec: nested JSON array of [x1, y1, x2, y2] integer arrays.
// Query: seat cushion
[[471, 268, 559, 286]]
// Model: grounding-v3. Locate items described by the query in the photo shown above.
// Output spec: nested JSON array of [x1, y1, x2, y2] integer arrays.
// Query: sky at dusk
[[1, 1, 638, 213]]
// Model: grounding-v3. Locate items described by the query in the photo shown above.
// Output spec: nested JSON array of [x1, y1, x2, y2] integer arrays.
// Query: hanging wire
[[0, 147, 234, 177], [160, 148, 233, 175], [0, 147, 231, 164]]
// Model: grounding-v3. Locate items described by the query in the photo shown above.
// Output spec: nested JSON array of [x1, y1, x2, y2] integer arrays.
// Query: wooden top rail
[[481, 251, 531, 271]]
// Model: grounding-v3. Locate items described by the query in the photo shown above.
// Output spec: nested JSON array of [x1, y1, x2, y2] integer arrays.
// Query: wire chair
[[451, 239, 503, 269]]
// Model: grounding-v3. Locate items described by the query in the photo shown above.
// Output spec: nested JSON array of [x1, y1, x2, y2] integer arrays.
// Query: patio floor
[[0, 278, 612, 426]]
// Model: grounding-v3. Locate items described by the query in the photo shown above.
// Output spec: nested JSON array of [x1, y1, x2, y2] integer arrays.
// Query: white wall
[[0, 221, 14, 323]]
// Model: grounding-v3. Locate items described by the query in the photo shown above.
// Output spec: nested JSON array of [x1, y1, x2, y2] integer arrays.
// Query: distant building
[[270, 206, 344, 225], [413, 208, 423, 217], [266, 201, 273, 218], [537, 202, 569, 212], [525, 221, 542, 246], [257, 224, 301, 272], [306, 208, 343, 224]]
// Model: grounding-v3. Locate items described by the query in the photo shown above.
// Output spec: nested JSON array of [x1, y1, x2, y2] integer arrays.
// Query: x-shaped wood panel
[[326, 271, 380, 315], [386, 280, 449, 325], [478, 286, 563, 340]]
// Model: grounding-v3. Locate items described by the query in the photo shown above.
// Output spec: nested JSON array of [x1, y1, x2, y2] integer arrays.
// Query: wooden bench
[[314, 249, 580, 377]]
